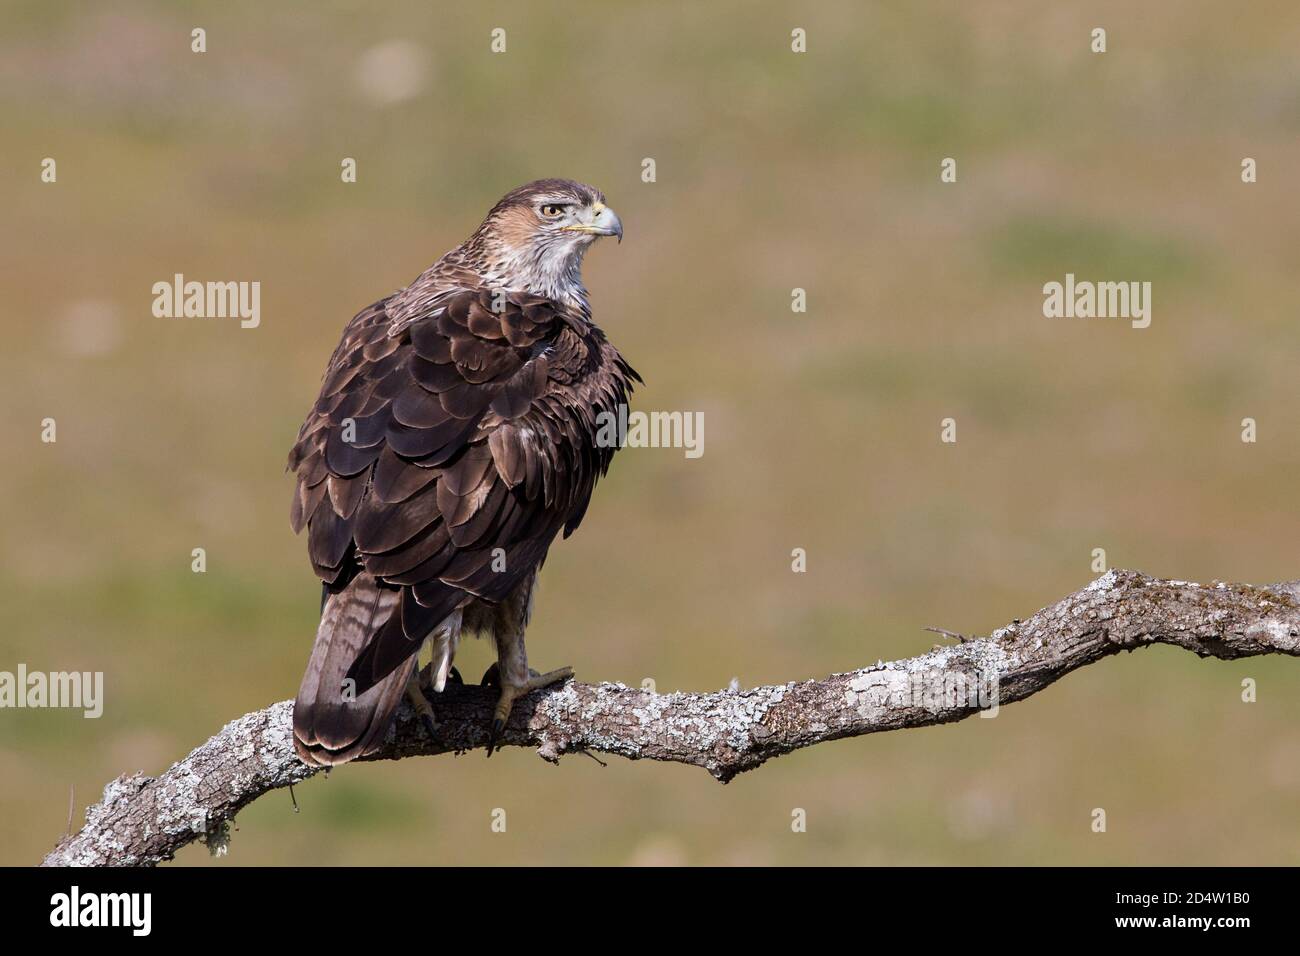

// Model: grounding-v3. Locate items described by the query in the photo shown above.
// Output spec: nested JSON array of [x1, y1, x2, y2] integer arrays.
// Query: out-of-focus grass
[[987, 216, 1204, 283], [1, 0, 1298, 865]]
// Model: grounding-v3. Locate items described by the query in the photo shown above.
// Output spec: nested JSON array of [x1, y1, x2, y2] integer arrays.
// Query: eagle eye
[[539, 203, 567, 218]]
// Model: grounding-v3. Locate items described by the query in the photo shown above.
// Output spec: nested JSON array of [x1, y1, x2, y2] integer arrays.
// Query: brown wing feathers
[[289, 287, 636, 761]]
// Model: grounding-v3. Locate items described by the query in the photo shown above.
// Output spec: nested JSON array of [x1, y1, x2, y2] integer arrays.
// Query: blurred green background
[[2, 1, 1299, 865]]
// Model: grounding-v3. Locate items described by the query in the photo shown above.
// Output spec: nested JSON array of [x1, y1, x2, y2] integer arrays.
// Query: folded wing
[[287, 287, 638, 705]]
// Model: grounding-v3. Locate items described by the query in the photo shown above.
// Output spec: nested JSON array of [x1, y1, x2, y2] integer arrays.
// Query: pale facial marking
[[480, 195, 610, 308]]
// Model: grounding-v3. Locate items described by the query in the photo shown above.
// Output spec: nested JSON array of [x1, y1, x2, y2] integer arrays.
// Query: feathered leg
[[479, 574, 572, 755], [426, 609, 463, 692], [405, 609, 463, 737]]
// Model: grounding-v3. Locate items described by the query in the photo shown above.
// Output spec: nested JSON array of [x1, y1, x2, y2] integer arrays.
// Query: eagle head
[[464, 179, 622, 307]]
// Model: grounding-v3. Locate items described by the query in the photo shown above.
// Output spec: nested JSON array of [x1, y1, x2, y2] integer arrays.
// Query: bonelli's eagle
[[288, 180, 637, 765]]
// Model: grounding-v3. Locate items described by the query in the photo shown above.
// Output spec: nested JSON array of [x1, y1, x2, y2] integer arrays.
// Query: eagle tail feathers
[[292, 572, 418, 766]]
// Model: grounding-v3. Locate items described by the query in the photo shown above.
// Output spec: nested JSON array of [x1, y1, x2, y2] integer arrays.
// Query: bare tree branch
[[41, 569, 1300, 867]]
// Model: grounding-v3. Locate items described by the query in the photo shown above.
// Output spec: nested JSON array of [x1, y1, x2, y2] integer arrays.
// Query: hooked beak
[[562, 202, 623, 243]]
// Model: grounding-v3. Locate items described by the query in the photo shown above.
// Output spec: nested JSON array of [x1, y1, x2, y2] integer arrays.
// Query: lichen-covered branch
[[41, 569, 1300, 867]]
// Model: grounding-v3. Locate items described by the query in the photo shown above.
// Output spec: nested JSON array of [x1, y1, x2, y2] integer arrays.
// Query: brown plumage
[[289, 179, 638, 765]]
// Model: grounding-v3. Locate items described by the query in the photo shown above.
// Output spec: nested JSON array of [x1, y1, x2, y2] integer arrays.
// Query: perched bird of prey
[[288, 179, 637, 765]]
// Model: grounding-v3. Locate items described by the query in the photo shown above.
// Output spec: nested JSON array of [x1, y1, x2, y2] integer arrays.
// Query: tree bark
[[41, 569, 1300, 866]]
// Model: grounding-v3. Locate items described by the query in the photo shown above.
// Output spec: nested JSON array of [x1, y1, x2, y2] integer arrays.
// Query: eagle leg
[[405, 669, 438, 738], [425, 609, 463, 693], [480, 661, 575, 756], [416, 662, 463, 693]]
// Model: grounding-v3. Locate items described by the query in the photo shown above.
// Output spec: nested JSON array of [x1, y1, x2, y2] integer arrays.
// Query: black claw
[[480, 662, 500, 688], [486, 717, 505, 758], [447, 666, 464, 686]]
